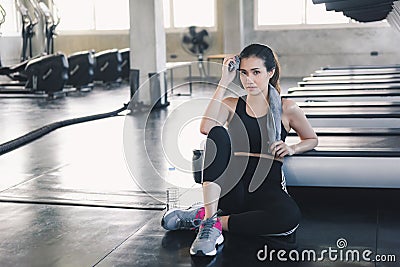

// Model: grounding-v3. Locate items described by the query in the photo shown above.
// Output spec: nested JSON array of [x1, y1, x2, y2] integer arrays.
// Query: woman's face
[[239, 56, 274, 96]]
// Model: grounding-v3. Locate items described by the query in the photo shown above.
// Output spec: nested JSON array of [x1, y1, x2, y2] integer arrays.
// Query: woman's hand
[[220, 55, 239, 86], [270, 140, 295, 158]]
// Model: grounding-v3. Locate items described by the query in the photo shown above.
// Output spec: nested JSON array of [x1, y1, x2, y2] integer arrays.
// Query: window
[[164, 0, 216, 29], [0, 0, 18, 35], [305, 0, 349, 24], [5, 0, 215, 32], [256, 0, 352, 27], [94, 0, 129, 30], [55, 0, 95, 31], [258, 0, 304, 25], [54, 0, 129, 31]]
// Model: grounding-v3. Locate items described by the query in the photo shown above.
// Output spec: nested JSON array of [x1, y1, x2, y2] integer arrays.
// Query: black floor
[[0, 79, 399, 267]]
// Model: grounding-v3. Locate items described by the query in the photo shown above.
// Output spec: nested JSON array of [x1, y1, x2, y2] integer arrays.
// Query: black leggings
[[202, 126, 301, 236]]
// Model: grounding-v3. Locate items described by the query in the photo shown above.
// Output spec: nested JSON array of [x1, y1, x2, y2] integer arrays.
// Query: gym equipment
[[15, 0, 40, 62], [387, 1, 400, 33], [0, 104, 128, 156], [0, 53, 69, 98], [296, 101, 400, 128], [0, 59, 32, 83], [119, 48, 130, 81], [66, 50, 96, 91], [312, 68, 400, 77], [282, 89, 400, 102], [94, 49, 122, 85], [0, 4, 5, 30], [0, 4, 29, 84], [37, 0, 60, 55], [321, 64, 400, 70], [288, 83, 400, 93], [0, 4, 5, 67], [301, 104, 400, 118], [298, 78, 400, 87], [302, 104, 400, 128], [297, 101, 400, 109], [303, 73, 400, 82], [283, 128, 400, 188]]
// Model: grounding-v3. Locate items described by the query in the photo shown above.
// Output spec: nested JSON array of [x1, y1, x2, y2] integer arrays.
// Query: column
[[129, 0, 168, 107]]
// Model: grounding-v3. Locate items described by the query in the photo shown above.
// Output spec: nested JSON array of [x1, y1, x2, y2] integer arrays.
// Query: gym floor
[[0, 79, 399, 267]]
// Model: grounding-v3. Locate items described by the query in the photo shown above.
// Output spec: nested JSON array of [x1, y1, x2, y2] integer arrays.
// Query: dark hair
[[239, 43, 281, 94]]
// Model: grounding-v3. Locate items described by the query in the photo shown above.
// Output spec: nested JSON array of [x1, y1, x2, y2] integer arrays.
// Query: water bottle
[[166, 187, 179, 210]]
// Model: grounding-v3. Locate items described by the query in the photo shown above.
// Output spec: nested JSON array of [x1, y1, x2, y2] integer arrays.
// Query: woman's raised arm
[[200, 56, 238, 135]]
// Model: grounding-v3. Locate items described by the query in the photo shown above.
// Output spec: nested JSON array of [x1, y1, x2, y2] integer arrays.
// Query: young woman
[[162, 43, 318, 257]]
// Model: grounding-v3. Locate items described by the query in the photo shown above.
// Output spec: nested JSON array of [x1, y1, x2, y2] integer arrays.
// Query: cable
[[0, 103, 129, 156]]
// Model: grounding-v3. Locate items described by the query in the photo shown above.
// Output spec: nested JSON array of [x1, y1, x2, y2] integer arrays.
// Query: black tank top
[[228, 96, 287, 154]]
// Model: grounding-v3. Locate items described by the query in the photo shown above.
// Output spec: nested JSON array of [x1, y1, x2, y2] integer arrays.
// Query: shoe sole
[[190, 234, 224, 256]]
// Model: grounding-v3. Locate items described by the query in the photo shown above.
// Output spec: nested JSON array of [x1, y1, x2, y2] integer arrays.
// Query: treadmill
[[301, 103, 400, 118], [298, 78, 400, 87], [288, 83, 400, 93], [294, 101, 400, 128], [283, 128, 400, 188], [322, 64, 400, 70], [297, 101, 400, 108], [312, 68, 400, 77], [282, 89, 400, 102], [303, 73, 400, 82]]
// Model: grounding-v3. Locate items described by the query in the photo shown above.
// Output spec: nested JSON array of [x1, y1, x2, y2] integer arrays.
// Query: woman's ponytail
[[269, 51, 281, 94]]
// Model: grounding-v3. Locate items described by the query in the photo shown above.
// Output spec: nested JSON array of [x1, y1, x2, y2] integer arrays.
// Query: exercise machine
[[298, 77, 400, 87], [299, 101, 400, 128], [15, 0, 40, 62], [288, 83, 400, 93], [66, 50, 96, 91], [0, 53, 69, 98], [37, 0, 60, 55], [303, 73, 400, 82], [312, 68, 400, 77], [0, 4, 5, 26], [0, 4, 6, 67], [0, 3, 27, 83], [284, 128, 400, 188], [282, 89, 400, 102], [94, 49, 122, 86]]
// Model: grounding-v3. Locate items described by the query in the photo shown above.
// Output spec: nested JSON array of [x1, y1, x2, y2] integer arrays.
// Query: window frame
[[254, 0, 390, 31]]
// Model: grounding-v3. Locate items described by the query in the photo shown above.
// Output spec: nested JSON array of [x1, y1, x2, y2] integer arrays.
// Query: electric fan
[[181, 25, 212, 77]]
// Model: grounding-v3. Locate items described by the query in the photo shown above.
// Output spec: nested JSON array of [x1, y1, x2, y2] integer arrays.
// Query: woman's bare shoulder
[[282, 98, 300, 114]]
